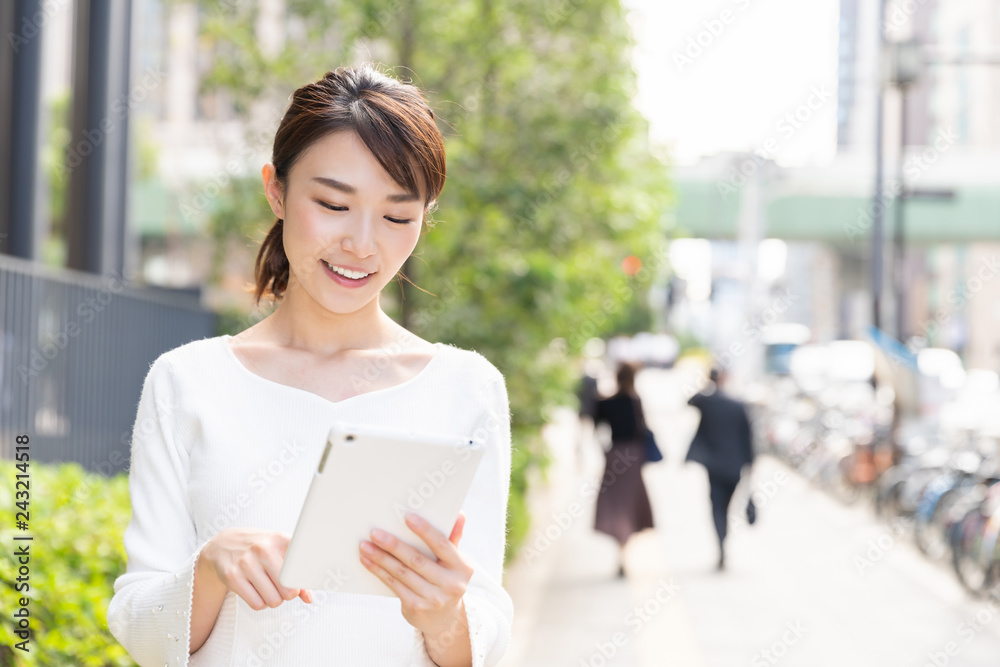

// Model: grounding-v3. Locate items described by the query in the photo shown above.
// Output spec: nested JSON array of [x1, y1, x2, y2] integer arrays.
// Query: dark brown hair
[[253, 64, 447, 306], [616, 362, 638, 397]]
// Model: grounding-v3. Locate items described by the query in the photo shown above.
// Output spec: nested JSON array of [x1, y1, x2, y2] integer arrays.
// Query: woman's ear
[[421, 199, 437, 234], [261, 163, 285, 219]]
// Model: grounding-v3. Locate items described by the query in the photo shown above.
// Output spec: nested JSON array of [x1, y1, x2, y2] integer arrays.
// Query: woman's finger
[[259, 551, 302, 601], [404, 513, 464, 568], [244, 559, 287, 609], [360, 551, 423, 607], [448, 511, 466, 546], [360, 537, 440, 598]]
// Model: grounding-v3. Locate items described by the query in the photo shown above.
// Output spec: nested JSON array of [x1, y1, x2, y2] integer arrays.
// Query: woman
[[107, 65, 513, 667], [593, 361, 655, 577]]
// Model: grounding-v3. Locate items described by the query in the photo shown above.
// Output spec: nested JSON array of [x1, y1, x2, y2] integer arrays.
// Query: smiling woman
[[107, 64, 513, 667], [261, 130, 426, 299], [254, 65, 446, 306]]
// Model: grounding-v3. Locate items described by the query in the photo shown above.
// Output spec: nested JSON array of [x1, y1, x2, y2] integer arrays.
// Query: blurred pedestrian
[[575, 358, 602, 470], [593, 361, 655, 577], [685, 367, 755, 571], [576, 362, 600, 424]]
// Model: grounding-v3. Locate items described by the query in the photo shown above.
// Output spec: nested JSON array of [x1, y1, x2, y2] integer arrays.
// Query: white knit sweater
[[107, 335, 514, 666]]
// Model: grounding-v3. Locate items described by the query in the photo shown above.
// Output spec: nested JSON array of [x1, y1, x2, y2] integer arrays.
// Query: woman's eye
[[385, 216, 412, 225], [317, 201, 347, 212]]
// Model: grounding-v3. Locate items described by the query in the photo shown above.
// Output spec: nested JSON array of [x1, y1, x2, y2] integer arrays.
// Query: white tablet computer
[[279, 420, 485, 597]]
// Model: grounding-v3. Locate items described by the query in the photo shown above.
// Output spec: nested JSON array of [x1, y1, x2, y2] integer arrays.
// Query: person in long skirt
[[592, 361, 655, 577]]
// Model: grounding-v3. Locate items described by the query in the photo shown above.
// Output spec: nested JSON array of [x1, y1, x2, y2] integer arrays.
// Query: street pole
[[872, 0, 887, 332], [889, 39, 992, 343], [894, 87, 907, 341]]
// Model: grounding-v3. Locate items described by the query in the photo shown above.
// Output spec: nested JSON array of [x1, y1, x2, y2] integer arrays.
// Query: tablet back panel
[[280, 421, 484, 596]]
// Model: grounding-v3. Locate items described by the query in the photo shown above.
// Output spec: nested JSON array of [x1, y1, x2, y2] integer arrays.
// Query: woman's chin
[[312, 286, 382, 314]]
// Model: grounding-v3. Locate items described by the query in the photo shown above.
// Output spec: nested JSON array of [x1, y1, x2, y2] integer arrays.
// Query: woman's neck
[[262, 282, 399, 355]]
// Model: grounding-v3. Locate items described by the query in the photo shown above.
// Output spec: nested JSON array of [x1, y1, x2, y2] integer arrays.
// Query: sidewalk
[[500, 367, 1000, 666]]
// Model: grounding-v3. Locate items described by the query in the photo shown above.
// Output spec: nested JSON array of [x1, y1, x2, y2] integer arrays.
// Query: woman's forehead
[[293, 131, 426, 202]]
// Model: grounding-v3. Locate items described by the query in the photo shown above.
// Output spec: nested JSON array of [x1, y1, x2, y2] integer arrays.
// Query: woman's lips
[[321, 259, 374, 288]]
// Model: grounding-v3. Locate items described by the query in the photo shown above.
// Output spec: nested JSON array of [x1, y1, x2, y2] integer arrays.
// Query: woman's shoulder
[[437, 342, 506, 385], [146, 334, 227, 377]]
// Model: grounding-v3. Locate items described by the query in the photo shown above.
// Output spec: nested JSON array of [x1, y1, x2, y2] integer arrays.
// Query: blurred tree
[[173, 0, 673, 561], [41, 92, 71, 268]]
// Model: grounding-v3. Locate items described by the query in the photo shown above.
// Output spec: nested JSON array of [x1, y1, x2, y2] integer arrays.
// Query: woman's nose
[[341, 215, 376, 258]]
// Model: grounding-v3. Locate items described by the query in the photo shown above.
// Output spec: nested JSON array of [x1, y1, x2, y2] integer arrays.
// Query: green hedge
[[0, 460, 134, 666]]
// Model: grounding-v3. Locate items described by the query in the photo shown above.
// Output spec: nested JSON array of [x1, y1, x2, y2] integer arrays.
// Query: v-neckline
[[219, 334, 446, 408]]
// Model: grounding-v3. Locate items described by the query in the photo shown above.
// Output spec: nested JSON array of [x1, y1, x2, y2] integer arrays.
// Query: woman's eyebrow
[[311, 176, 418, 203]]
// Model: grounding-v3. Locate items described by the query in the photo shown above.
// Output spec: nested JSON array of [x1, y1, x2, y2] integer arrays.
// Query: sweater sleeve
[[107, 355, 205, 667], [416, 362, 514, 667]]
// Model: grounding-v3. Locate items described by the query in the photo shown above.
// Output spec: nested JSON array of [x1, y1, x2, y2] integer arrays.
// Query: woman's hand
[[359, 512, 474, 641], [202, 528, 314, 610]]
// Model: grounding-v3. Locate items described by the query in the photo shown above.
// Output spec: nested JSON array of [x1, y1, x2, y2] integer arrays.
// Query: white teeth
[[324, 260, 370, 280]]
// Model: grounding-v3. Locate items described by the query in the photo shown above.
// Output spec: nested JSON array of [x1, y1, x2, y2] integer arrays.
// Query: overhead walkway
[[670, 151, 1000, 244]]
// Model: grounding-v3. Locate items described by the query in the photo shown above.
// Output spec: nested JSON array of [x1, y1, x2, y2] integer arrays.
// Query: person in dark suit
[[593, 361, 655, 577], [685, 367, 755, 570]]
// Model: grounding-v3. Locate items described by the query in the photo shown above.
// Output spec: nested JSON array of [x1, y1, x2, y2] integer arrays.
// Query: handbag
[[742, 467, 757, 525], [632, 396, 663, 464]]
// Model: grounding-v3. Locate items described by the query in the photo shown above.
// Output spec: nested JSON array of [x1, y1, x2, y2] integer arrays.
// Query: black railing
[[0, 254, 217, 474]]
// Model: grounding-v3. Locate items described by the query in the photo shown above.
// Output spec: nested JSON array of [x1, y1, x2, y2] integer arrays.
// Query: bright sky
[[622, 0, 841, 166]]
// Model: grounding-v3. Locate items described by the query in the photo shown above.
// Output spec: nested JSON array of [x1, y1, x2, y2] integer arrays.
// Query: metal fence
[[0, 254, 218, 475]]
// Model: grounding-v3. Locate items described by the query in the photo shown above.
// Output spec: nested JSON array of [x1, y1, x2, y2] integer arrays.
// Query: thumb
[[449, 511, 466, 546]]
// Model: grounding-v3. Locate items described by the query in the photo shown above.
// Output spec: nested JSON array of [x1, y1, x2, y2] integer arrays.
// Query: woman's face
[[262, 130, 425, 314]]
